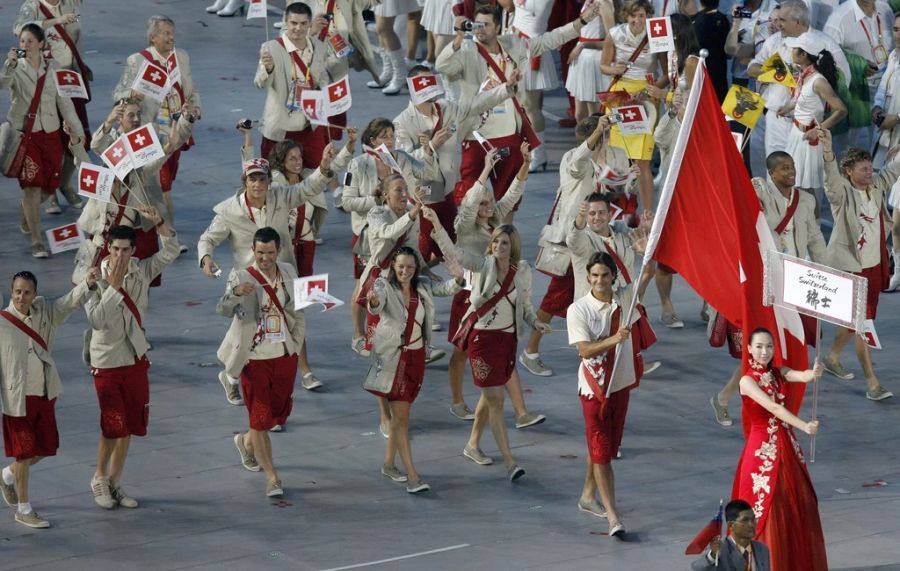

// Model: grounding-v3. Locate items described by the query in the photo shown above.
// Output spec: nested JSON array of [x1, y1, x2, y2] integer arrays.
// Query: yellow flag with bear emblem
[[721, 84, 766, 129]]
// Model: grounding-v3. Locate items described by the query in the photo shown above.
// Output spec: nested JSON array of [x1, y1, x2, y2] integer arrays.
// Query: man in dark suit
[[692, 499, 771, 571]]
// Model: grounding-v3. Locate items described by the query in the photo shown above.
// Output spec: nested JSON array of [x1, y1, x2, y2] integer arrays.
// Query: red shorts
[[539, 268, 575, 318], [467, 329, 517, 387], [18, 130, 63, 192], [580, 390, 630, 465], [159, 149, 181, 193], [2, 396, 59, 460], [448, 289, 471, 342], [454, 134, 525, 208], [294, 239, 316, 277], [92, 356, 151, 439], [373, 347, 426, 403], [351, 234, 365, 279], [241, 354, 298, 431], [418, 197, 457, 261], [261, 128, 328, 170], [858, 264, 886, 320]]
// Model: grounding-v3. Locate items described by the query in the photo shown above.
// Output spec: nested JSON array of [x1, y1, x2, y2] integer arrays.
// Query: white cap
[[784, 32, 826, 57]]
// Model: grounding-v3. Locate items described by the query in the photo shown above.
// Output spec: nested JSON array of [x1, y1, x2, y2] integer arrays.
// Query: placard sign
[[763, 250, 866, 332]]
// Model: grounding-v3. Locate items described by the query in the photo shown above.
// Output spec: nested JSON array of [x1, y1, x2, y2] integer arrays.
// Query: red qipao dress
[[731, 361, 828, 571]]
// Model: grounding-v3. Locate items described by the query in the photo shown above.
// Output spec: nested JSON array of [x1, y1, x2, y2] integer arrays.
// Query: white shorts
[[374, 0, 420, 18], [421, 0, 454, 35]]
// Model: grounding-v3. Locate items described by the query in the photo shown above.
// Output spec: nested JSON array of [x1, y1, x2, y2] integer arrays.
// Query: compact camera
[[462, 20, 486, 31], [732, 6, 753, 19]]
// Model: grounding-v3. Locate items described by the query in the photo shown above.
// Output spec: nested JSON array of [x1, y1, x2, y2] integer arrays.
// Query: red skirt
[[17, 129, 63, 193], [539, 268, 575, 318], [467, 329, 517, 387], [371, 347, 427, 403], [448, 289, 471, 342]]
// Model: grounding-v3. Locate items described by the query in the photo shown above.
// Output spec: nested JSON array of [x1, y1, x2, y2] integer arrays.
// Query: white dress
[[421, 0, 454, 35], [784, 70, 826, 189], [565, 17, 607, 101], [374, 0, 420, 18], [510, 0, 558, 91]]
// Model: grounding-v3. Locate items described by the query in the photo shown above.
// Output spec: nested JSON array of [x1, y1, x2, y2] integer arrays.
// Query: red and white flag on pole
[[101, 137, 135, 180], [45, 222, 84, 254], [125, 125, 165, 168], [613, 105, 650, 135], [300, 90, 329, 126], [166, 52, 182, 86], [407, 73, 443, 105], [132, 60, 170, 102], [325, 76, 352, 116], [293, 273, 344, 311], [77, 163, 115, 203], [55, 69, 88, 99], [641, 59, 807, 409], [247, 0, 268, 19]]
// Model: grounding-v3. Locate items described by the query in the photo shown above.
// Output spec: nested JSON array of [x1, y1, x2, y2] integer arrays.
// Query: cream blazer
[[358, 206, 421, 285], [298, 0, 381, 78], [15, 0, 85, 72], [823, 157, 899, 272], [566, 222, 634, 297], [367, 276, 461, 387], [0, 55, 83, 137], [453, 178, 525, 254], [432, 226, 538, 337], [254, 36, 332, 140], [752, 178, 827, 264], [0, 281, 92, 416], [216, 262, 304, 378]]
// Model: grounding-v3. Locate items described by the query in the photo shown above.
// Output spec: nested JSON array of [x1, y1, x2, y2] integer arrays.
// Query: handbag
[[534, 243, 571, 277], [0, 121, 23, 176]]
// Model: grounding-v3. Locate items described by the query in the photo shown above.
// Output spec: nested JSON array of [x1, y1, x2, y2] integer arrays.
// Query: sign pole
[[810, 318, 821, 463]]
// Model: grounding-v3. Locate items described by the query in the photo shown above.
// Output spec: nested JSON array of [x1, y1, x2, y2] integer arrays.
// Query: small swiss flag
[[127, 125, 154, 150], [80, 167, 99, 194], [45, 222, 84, 254], [328, 77, 349, 103], [324, 76, 352, 116], [142, 62, 168, 88], [407, 73, 444, 105], [648, 17, 668, 38], [55, 69, 88, 99], [412, 74, 438, 92], [617, 105, 643, 122], [124, 125, 165, 168], [103, 139, 128, 166]]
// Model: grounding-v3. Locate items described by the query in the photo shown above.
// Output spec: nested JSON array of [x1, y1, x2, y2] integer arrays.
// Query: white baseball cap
[[784, 32, 826, 57]]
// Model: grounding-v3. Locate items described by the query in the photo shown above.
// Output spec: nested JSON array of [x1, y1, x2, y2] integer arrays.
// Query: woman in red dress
[[732, 327, 828, 571]]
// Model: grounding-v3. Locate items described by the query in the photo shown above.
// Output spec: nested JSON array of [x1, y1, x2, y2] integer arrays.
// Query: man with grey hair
[[112, 15, 201, 245], [748, 0, 850, 156]]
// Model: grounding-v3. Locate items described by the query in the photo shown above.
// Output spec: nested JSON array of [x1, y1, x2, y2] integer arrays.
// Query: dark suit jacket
[[691, 539, 771, 571]]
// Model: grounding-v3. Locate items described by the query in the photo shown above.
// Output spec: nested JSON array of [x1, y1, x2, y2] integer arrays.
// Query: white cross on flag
[[132, 60, 170, 102], [407, 73, 443, 105], [46, 222, 84, 255], [166, 52, 182, 87], [247, 0, 268, 19], [646, 17, 674, 53], [125, 125, 165, 168], [294, 273, 344, 311], [325, 76, 352, 116], [613, 104, 651, 135], [55, 69, 88, 99], [77, 163, 115, 203], [300, 90, 329, 126], [101, 137, 136, 180]]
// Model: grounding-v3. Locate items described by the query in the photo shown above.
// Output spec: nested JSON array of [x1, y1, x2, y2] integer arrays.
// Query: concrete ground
[[0, 1, 898, 569]]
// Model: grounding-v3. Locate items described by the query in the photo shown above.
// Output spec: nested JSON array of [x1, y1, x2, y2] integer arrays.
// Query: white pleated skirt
[[565, 49, 606, 102], [421, 0, 454, 34], [374, 0, 419, 18], [784, 125, 824, 189], [521, 50, 559, 91]]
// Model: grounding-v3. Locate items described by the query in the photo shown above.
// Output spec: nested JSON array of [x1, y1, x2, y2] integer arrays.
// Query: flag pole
[[604, 50, 709, 397], [714, 498, 724, 567], [810, 318, 821, 462]]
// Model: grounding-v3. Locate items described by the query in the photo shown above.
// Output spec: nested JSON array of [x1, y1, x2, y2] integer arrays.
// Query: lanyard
[[860, 13, 884, 53], [245, 192, 260, 224]]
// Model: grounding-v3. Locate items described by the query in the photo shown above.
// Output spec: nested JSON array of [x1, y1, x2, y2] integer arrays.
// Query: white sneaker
[[519, 352, 553, 377], [90, 477, 115, 509]]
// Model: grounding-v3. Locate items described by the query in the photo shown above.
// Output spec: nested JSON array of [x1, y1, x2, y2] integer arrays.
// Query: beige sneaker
[[266, 479, 284, 497], [234, 433, 260, 471], [111, 485, 138, 508], [463, 445, 493, 466], [381, 464, 408, 483], [450, 402, 475, 421], [301, 372, 323, 391], [709, 395, 733, 427], [91, 476, 115, 509], [15, 510, 50, 529], [577, 499, 608, 519], [519, 352, 553, 377], [1, 479, 18, 508], [218, 371, 243, 405]]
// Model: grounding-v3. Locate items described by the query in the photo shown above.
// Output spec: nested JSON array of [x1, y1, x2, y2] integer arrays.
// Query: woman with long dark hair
[[365, 246, 463, 493], [781, 33, 846, 193]]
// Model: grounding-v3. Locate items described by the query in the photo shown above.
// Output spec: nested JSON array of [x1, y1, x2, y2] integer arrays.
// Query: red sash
[[246, 266, 288, 318], [773, 189, 801, 235], [606, 36, 650, 94], [451, 264, 518, 351], [474, 43, 541, 148], [400, 290, 420, 349], [601, 239, 632, 284], [0, 310, 49, 352], [38, 3, 92, 98], [5, 63, 48, 178], [276, 38, 316, 88], [432, 103, 444, 136], [117, 287, 143, 329], [317, 0, 338, 41]]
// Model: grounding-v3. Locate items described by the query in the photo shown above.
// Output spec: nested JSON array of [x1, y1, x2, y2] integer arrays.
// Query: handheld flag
[[132, 60, 170, 102], [46, 222, 84, 255], [294, 274, 344, 311], [77, 163, 115, 202], [166, 52, 182, 86], [325, 76, 352, 116], [757, 52, 797, 88], [300, 90, 329, 126], [613, 104, 651, 135], [721, 84, 766, 129], [647, 17, 674, 53], [55, 69, 88, 99], [247, 0, 268, 19], [685, 502, 724, 555], [101, 137, 135, 180], [408, 73, 443, 105], [124, 125, 165, 168]]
